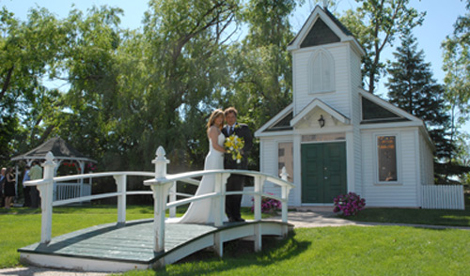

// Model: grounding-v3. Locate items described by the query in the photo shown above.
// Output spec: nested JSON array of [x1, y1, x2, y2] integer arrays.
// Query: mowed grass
[[120, 226, 470, 276], [1, 204, 470, 275], [342, 194, 470, 227]]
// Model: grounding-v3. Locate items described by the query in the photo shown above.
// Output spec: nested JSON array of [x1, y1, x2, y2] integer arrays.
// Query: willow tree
[[228, 0, 295, 127], [0, 7, 67, 159], [47, 6, 125, 170], [130, 0, 241, 170]]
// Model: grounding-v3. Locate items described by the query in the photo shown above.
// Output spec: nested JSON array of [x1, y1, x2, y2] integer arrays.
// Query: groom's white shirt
[[227, 124, 235, 133]]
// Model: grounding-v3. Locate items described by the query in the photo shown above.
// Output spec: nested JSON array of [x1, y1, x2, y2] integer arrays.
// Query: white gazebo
[[11, 137, 97, 200]]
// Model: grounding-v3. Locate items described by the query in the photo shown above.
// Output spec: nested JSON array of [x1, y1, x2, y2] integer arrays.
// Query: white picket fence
[[421, 185, 465, 210]]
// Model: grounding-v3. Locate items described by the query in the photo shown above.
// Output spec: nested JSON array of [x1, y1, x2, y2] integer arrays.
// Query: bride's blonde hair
[[207, 109, 224, 130]]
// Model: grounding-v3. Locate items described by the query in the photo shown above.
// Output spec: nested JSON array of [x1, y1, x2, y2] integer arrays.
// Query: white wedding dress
[[176, 132, 227, 224]]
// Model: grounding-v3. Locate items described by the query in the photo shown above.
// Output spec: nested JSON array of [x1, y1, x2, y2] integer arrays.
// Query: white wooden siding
[[420, 131, 434, 185], [260, 138, 277, 176], [361, 128, 420, 207], [259, 137, 297, 206], [349, 47, 363, 196], [349, 48, 362, 89], [292, 44, 352, 118]]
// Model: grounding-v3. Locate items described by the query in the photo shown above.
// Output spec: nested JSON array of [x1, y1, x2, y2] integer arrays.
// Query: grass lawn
[[120, 226, 470, 276], [0, 203, 469, 275], [340, 194, 470, 227]]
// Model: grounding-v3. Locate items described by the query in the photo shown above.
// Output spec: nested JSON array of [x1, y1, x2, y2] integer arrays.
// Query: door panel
[[301, 144, 323, 203], [301, 142, 347, 203]]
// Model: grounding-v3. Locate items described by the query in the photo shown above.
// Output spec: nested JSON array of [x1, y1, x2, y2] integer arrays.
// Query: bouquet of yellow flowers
[[225, 135, 245, 164]]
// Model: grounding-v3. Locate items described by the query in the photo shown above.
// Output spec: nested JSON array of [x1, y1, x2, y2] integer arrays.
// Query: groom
[[222, 107, 253, 222]]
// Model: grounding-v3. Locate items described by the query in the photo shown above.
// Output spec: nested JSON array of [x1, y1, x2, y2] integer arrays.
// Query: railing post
[[38, 152, 56, 244], [144, 146, 171, 255], [169, 181, 177, 218], [253, 175, 266, 252], [253, 176, 266, 222], [214, 173, 230, 227], [113, 174, 127, 226]]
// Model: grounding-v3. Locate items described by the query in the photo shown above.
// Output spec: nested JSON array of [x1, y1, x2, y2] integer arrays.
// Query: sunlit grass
[[118, 226, 470, 276], [1, 202, 470, 274], [342, 194, 470, 227]]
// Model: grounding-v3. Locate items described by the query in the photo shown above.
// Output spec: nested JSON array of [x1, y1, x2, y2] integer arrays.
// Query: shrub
[[333, 192, 366, 216], [251, 193, 282, 213]]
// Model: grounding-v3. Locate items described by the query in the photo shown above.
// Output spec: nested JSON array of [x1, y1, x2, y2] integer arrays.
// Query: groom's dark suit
[[222, 122, 253, 222]]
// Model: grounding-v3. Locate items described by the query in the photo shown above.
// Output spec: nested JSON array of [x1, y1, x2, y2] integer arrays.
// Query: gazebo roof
[[11, 137, 96, 163]]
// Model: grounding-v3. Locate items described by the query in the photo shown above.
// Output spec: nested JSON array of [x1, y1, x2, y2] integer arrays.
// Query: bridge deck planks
[[19, 219, 221, 264]]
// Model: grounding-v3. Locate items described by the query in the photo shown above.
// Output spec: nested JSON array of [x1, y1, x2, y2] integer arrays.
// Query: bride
[[177, 109, 227, 224]]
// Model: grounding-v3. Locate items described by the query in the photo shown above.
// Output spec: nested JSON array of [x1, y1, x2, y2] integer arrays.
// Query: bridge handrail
[[157, 169, 294, 188], [26, 171, 199, 186], [25, 171, 200, 208], [24, 147, 294, 254]]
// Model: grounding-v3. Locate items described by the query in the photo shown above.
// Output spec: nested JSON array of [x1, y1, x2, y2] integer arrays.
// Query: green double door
[[301, 142, 347, 204]]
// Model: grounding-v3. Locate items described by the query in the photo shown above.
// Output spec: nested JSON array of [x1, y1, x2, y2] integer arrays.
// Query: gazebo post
[[79, 161, 85, 198]]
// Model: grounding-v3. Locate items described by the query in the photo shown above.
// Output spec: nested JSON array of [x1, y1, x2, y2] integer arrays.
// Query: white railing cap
[[143, 169, 295, 189]]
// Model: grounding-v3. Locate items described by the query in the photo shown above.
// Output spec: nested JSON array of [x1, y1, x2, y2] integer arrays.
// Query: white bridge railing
[[25, 146, 295, 254]]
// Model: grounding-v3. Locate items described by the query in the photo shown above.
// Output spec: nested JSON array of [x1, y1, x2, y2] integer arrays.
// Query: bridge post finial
[[153, 146, 170, 179], [280, 166, 289, 181]]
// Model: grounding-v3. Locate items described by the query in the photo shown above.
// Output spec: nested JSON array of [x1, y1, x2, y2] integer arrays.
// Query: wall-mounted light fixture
[[318, 115, 325, 128]]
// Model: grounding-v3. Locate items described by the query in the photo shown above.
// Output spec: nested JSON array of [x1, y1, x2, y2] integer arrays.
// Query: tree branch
[[0, 66, 14, 102]]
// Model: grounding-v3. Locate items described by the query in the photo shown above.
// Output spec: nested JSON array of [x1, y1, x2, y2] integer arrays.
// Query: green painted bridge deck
[[19, 219, 291, 272]]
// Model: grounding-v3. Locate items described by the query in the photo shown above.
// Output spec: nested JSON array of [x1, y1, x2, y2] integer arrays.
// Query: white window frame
[[374, 133, 402, 185]]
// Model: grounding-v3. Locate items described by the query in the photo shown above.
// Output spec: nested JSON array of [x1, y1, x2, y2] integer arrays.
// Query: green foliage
[[136, 0, 240, 172], [340, 0, 425, 93], [0, 0, 296, 178], [3, 0, 466, 187], [442, 0, 470, 118], [225, 0, 296, 169], [385, 29, 466, 182], [0, 7, 66, 159], [440, 2, 470, 182]]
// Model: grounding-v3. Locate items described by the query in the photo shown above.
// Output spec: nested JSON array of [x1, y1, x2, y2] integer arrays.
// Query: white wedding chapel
[[253, 5, 434, 207]]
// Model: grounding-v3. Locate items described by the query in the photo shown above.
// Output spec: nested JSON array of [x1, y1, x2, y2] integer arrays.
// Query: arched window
[[309, 49, 335, 93]]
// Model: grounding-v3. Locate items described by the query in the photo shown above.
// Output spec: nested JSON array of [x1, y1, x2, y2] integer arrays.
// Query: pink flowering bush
[[333, 192, 366, 216], [251, 193, 282, 213]]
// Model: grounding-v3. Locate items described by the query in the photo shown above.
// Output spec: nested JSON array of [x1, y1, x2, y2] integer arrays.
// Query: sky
[[1, 0, 468, 125]]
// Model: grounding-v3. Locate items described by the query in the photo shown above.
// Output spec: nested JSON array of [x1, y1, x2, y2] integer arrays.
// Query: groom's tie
[[229, 126, 234, 135]]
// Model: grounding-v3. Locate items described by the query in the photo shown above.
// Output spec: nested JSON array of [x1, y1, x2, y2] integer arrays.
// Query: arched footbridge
[[19, 147, 295, 272]]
